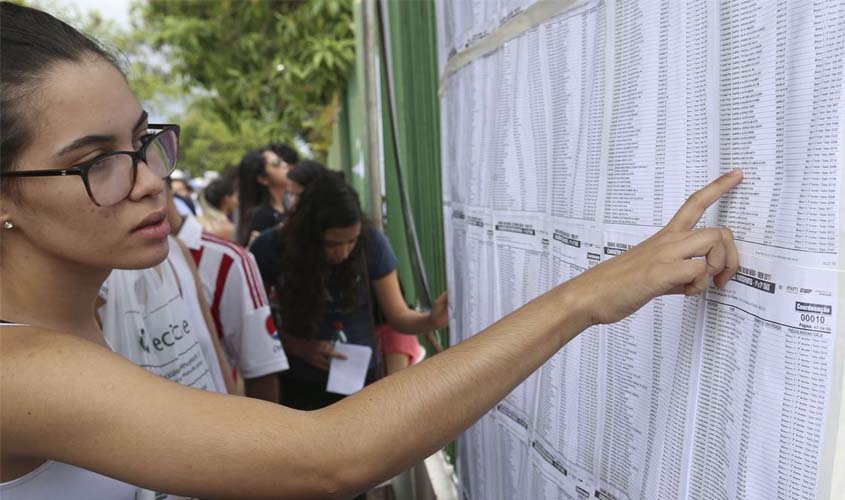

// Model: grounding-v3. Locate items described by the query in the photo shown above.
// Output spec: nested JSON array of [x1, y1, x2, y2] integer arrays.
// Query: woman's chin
[[113, 239, 170, 270]]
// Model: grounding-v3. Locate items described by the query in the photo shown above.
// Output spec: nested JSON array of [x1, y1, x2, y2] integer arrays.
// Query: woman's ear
[[256, 174, 270, 187]]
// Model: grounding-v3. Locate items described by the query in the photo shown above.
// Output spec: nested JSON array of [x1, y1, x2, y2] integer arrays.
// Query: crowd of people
[[0, 3, 743, 499]]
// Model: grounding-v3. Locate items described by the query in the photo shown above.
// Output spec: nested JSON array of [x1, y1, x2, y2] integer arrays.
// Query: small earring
[[3, 221, 13, 229]]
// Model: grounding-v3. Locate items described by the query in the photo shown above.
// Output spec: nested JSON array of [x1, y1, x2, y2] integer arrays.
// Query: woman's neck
[[0, 237, 110, 336], [267, 185, 286, 213]]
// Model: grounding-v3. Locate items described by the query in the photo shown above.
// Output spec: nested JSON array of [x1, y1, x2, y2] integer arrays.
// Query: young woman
[[235, 146, 290, 246], [283, 161, 425, 375], [251, 174, 444, 409], [0, 3, 741, 499]]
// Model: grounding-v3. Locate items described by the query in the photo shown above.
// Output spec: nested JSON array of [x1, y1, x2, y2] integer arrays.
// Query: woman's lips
[[134, 217, 171, 239], [132, 209, 170, 239]]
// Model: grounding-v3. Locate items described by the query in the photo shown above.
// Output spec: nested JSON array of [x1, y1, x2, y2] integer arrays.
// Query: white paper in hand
[[327, 343, 373, 395]]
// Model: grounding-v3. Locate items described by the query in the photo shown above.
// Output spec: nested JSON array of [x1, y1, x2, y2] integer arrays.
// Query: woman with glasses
[[0, 3, 742, 499], [235, 144, 297, 247]]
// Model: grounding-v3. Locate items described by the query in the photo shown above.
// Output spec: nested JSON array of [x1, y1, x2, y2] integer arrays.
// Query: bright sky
[[51, 0, 132, 27], [40, 0, 182, 122]]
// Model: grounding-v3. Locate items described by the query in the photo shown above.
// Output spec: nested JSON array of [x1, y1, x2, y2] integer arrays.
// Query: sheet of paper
[[459, 412, 498, 500], [495, 417, 531, 500], [715, 1, 844, 270], [532, 224, 604, 498], [593, 231, 705, 500], [440, 0, 845, 498], [688, 254, 840, 500], [326, 343, 372, 396]]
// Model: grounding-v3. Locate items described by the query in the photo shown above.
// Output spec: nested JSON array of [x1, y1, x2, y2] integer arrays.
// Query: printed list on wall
[[438, 1, 845, 499]]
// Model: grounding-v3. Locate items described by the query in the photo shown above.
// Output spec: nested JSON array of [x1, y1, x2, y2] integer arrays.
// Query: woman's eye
[[74, 151, 107, 166]]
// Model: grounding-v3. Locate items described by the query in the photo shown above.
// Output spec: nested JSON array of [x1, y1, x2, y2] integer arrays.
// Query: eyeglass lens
[[87, 128, 179, 206]]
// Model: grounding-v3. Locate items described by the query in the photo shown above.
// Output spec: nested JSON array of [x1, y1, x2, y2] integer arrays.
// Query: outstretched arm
[[1, 171, 741, 499], [323, 171, 742, 490]]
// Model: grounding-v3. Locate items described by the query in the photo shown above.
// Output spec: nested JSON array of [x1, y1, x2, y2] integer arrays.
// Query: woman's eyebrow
[[57, 110, 149, 156], [133, 110, 150, 132]]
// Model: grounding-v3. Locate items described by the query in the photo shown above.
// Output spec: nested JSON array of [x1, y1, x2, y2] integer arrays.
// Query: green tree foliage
[[23, 0, 181, 116], [139, 0, 355, 164], [176, 102, 254, 172], [19, 0, 353, 175]]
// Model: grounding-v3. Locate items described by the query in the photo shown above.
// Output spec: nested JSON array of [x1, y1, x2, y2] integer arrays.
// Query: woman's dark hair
[[235, 147, 272, 245], [0, 2, 121, 195], [275, 174, 368, 339], [203, 174, 236, 210], [269, 143, 299, 165], [287, 159, 333, 188]]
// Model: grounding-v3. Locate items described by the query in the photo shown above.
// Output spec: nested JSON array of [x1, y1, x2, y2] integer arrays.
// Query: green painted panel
[[382, 0, 446, 327], [327, 0, 456, 466]]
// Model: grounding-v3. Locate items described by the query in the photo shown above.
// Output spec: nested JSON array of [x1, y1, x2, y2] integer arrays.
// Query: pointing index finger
[[666, 168, 743, 231]]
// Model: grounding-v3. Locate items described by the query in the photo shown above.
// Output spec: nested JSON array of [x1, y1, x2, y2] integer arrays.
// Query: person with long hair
[[286, 162, 427, 375], [0, 4, 741, 498], [235, 145, 296, 246], [251, 174, 446, 411]]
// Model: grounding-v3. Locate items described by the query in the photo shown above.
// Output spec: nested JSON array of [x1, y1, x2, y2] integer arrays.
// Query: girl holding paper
[[250, 173, 448, 410]]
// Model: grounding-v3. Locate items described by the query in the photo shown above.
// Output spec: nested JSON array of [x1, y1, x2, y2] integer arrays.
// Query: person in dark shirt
[[250, 174, 449, 410], [235, 144, 299, 246], [284, 161, 425, 373]]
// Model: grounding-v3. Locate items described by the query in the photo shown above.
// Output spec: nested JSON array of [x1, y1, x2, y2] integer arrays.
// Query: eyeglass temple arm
[[0, 168, 83, 178], [149, 123, 180, 130]]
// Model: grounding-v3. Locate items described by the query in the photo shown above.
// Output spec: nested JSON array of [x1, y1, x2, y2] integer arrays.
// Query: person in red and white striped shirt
[[168, 191, 288, 403]]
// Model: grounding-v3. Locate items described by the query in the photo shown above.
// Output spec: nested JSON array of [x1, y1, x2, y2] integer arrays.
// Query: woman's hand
[[372, 273, 450, 335], [428, 292, 449, 330], [287, 337, 348, 371], [568, 168, 742, 326]]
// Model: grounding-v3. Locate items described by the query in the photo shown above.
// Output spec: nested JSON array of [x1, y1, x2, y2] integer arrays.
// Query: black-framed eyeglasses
[[0, 124, 180, 207]]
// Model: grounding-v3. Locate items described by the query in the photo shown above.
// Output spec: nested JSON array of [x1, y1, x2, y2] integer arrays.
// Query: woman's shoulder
[[249, 205, 283, 232], [363, 225, 389, 248], [362, 225, 398, 277], [1, 324, 78, 352], [250, 227, 281, 254], [1, 326, 121, 374], [249, 228, 284, 280], [0, 326, 175, 397], [0, 327, 140, 455]]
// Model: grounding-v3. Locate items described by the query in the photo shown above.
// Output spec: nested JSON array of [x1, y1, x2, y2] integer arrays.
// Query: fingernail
[[726, 168, 742, 177]]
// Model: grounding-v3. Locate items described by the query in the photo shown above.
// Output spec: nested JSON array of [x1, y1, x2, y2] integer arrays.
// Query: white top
[[100, 260, 220, 392], [0, 460, 139, 499], [177, 216, 288, 379], [166, 236, 229, 393]]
